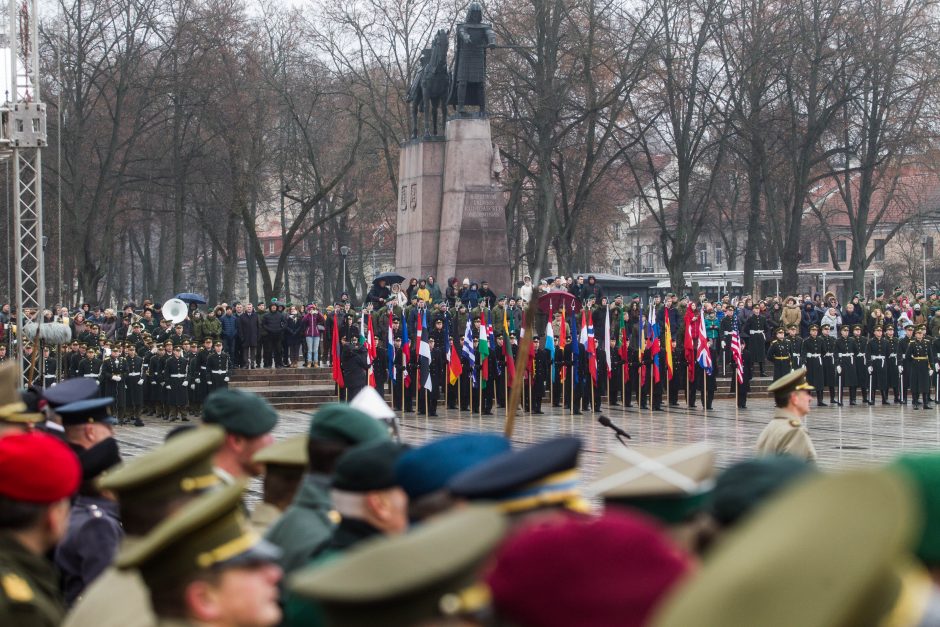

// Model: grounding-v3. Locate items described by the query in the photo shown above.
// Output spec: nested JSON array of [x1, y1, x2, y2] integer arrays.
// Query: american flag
[[730, 314, 744, 384]]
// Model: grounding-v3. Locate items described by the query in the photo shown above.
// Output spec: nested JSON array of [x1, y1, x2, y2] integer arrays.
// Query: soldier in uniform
[[54, 438, 122, 606], [124, 343, 144, 426], [867, 325, 890, 405], [448, 1, 496, 114], [66, 341, 81, 378], [885, 323, 902, 403], [522, 336, 548, 414], [800, 324, 827, 406], [787, 324, 802, 370], [249, 436, 307, 535], [834, 324, 857, 406], [768, 327, 792, 381], [756, 367, 817, 462], [905, 325, 933, 409], [743, 304, 769, 376], [41, 346, 57, 389], [101, 342, 127, 424], [62, 427, 225, 627], [821, 324, 838, 405], [608, 337, 624, 406], [899, 322, 914, 404], [853, 324, 872, 405], [163, 345, 189, 421], [0, 432, 80, 627], [206, 340, 231, 392]]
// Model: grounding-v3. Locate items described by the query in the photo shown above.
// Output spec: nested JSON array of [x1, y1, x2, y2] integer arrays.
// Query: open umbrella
[[175, 292, 207, 305], [538, 291, 581, 316], [373, 271, 406, 286]]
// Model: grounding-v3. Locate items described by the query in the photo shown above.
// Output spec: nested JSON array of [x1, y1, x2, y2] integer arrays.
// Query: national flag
[[331, 312, 344, 388], [697, 312, 713, 374], [448, 342, 463, 384], [443, 311, 451, 366], [684, 306, 697, 381], [418, 310, 433, 390], [663, 312, 674, 380], [386, 312, 395, 384], [730, 314, 745, 384], [401, 313, 412, 389], [604, 306, 611, 379], [571, 305, 580, 386], [559, 308, 568, 382], [545, 319, 555, 380], [479, 311, 490, 388], [462, 316, 476, 385], [361, 312, 376, 387], [648, 304, 661, 384], [581, 312, 597, 383], [638, 306, 646, 388]]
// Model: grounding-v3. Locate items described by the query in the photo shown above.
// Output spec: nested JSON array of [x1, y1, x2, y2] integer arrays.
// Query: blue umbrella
[[175, 292, 207, 305]]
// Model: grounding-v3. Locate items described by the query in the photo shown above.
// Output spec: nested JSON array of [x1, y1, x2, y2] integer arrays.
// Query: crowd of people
[[4, 275, 940, 422], [3, 361, 940, 626]]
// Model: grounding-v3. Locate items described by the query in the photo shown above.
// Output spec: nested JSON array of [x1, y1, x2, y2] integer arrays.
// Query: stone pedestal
[[395, 138, 445, 282], [437, 117, 511, 295], [394, 118, 511, 296]]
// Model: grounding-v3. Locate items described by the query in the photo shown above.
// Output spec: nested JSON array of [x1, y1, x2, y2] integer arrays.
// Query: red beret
[[0, 433, 80, 503], [486, 510, 692, 627]]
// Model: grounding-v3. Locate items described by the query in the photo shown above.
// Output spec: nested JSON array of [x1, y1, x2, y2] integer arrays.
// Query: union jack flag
[[696, 312, 713, 375], [730, 314, 744, 384]]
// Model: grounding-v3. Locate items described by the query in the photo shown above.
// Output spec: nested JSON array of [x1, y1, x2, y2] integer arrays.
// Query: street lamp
[[340, 245, 350, 296]]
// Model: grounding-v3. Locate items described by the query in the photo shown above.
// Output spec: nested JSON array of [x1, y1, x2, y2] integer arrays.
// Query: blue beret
[[57, 397, 118, 426], [448, 437, 585, 513], [43, 378, 100, 409], [395, 434, 511, 500]]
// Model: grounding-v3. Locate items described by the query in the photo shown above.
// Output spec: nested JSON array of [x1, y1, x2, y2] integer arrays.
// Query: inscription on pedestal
[[463, 189, 503, 225]]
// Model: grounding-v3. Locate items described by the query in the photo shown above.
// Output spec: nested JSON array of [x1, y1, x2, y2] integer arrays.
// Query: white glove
[[836, 365, 842, 374], [868, 366, 873, 374], [95, 381, 100, 386], [111, 375, 121, 381], [899, 366, 904, 374], [224, 376, 229, 382], [166, 384, 171, 389], [721, 341, 726, 349], [195, 378, 200, 384], [138, 379, 144, 385], [207, 381, 213, 385]]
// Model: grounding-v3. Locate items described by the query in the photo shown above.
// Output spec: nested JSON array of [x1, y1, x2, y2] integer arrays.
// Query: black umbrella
[[373, 271, 406, 286], [175, 292, 207, 305]]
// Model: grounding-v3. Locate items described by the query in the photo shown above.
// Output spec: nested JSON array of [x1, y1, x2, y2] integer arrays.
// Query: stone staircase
[[229, 367, 339, 410], [230, 362, 779, 410]]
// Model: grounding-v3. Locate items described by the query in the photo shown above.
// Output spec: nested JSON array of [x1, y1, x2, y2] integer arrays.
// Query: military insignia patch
[[2, 573, 33, 602]]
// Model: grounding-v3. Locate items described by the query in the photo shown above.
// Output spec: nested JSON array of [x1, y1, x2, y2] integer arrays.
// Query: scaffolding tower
[[3, 0, 47, 367]]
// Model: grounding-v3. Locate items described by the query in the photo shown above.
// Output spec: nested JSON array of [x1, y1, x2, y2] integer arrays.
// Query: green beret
[[711, 457, 816, 528], [332, 441, 407, 493], [309, 403, 390, 445], [894, 453, 940, 566], [202, 389, 278, 437]]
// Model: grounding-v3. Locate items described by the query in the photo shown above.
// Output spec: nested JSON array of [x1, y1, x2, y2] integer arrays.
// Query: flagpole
[[590, 374, 595, 416], [425, 389, 429, 418], [401, 365, 405, 419]]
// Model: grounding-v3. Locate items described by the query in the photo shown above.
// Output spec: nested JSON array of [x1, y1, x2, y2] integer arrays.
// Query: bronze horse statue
[[406, 30, 450, 138]]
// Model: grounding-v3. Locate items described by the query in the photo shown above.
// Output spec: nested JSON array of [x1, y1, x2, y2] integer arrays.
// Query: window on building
[[613, 223, 622, 239], [873, 239, 885, 261], [267, 240, 275, 256], [612, 258, 622, 275], [801, 241, 812, 263], [697, 242, 708, 266], [819, 242, 829, 263], [925, 237, 934, 260], [715, 244, 723, 266], [645, 246, 656, 271], [836, 240, 847, 263]]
